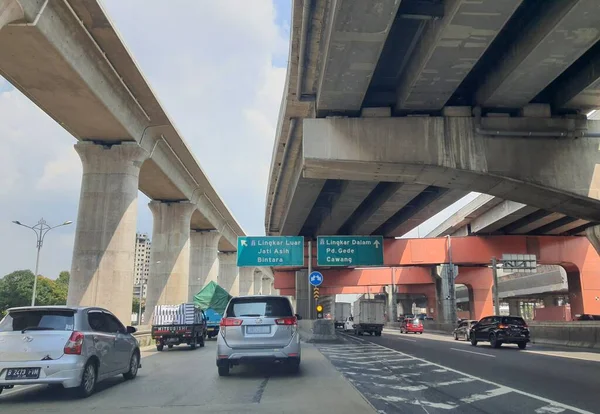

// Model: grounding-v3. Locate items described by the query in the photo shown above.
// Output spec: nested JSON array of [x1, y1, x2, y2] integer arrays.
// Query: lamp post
[[12, 218, 72, 306]]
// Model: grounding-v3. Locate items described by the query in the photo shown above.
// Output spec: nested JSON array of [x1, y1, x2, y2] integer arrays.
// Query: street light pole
[[12, 218, 72, 306]]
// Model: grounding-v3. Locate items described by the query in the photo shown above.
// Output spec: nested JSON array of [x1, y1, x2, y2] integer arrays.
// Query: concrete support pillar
[[0, 0, 23, 31], [144, 201, 196, 323], [542, 295, 557, 307], [508, 299, 521, 316], [68, 142, 147, 324], [295, 269, 309, 319], [585, 225, 600, 256], [218, 252, 239, 296], [435, 265, 458, 324], [398, 299, 413, 316], [262, 278, 272, 295], [238, 268, 254, 296], [253, 271, 262, 294], [189, 231, 220, 300], [386, 285, 397, 322]]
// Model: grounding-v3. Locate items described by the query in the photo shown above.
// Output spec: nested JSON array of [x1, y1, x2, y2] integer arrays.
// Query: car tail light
[[498, 324, 509, 329], [275, 317, 297, 326], [220, 318, 242, 327], [64, 331, 84, 355]]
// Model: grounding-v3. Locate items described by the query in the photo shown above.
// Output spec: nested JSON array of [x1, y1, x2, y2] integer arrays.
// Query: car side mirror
[[126, 326, 137, 334], [295, 314, 302, 321]]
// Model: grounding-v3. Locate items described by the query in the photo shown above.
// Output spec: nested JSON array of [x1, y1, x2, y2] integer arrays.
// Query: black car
[[469, 315, 530, 349]]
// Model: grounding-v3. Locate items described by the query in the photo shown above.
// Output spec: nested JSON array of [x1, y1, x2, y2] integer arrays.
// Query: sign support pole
[[308, 240, 313, 320], [492, 257, 500, 315]]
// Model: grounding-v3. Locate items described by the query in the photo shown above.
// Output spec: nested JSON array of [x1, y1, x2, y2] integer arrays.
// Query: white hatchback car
[[0, 306, 141, 398]]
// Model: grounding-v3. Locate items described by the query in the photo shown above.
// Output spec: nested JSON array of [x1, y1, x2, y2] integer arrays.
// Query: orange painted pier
[[274, 235, 600, 319]]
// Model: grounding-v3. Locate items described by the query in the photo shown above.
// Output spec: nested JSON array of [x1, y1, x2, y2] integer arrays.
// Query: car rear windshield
[[501, 317, 526, 326], [0, 310, 75, 332], [226, 297, 293, 318]]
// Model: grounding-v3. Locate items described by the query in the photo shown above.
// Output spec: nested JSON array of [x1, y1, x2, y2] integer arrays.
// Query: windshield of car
[[226, 297, 293, 318], [501, 317, 526, 326], [0, 310, 75, 332]]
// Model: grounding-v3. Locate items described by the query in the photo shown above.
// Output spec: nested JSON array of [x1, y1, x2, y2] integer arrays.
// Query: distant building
[[133, 233, 151, 299]]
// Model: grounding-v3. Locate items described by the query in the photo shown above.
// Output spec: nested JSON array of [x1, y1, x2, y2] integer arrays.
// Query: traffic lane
[[402, 330, 600, 362], [0, 340, 375, 414], [320, 334, 592, 413], [359, 331, 599, 413]]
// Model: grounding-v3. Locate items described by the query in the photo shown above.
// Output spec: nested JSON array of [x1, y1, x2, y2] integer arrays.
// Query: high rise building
[[133, 233, 151, 299]]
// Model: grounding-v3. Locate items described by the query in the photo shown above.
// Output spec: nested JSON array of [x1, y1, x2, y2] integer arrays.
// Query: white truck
[[334, 302, 351, 329], [346, 298, 385, 336]]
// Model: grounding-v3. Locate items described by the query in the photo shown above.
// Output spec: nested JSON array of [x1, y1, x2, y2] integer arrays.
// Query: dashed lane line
[[334, 332, 593, 414]]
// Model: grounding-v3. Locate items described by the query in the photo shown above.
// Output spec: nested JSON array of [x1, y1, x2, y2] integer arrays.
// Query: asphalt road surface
[[316, 329, 600, 413], [0, 340, 375, 414]]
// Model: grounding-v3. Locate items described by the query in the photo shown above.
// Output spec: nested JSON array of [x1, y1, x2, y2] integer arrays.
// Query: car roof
[[6, 305, 107, 313], [231, 295, 289, 300]]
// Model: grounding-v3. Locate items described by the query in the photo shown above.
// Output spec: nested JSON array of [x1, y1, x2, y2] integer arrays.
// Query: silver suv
[[216, 296, 301, 376], [0, 306, 141, 398]]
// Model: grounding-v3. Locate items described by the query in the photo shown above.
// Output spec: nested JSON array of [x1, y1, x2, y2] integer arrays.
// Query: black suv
[[469, 315, 530, 349]]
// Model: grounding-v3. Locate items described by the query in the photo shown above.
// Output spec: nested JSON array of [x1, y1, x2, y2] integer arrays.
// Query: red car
[[400, 318, 423, 334]]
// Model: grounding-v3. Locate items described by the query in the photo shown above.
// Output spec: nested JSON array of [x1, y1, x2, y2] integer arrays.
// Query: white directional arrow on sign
[[241, 240, 247, 247], [374, 240, 380, 248]]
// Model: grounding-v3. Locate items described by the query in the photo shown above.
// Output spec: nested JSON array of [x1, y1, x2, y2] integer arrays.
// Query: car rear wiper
[[239, 314, 262, 317], [21, 327, 55, 333]]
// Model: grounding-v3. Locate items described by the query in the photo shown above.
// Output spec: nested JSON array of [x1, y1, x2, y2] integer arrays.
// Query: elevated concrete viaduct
[[266, 0, 600, 257], [0, 0, 274, 323]]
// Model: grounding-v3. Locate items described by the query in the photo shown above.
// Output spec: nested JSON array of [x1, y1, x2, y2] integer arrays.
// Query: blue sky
[[0, 0, 475, 279]]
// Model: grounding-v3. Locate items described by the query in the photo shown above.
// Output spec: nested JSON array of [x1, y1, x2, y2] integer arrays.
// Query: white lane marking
[[535, 405, 566, 413], [432, 369, 448, 373], [339, 333, 593, 414], [461, 387, 512, 404], [450, 348, 496, 358], [365, 393, 457, 410], [425, 377, 476, 387]]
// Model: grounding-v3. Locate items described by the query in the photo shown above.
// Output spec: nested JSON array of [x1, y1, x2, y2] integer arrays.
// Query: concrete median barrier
[[298, 319, 337, 342], [416, 320, 600, 349]]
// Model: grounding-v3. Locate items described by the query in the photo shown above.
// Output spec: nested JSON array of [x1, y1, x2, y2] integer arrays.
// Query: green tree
[[132, 297, 145, 315], [0, 270, 69, 313]]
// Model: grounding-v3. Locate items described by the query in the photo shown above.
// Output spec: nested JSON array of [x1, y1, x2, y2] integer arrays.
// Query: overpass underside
[[266, 0, 600, 250]]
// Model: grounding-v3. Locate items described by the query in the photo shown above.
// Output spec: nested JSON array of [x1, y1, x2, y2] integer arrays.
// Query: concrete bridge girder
[[302, 116, 600, 225]]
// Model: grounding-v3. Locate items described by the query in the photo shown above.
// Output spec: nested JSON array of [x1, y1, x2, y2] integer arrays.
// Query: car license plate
[[247, 325, 270, 334], [207, 327, 214, 332], [6, 368, 40, 380], [167, 338, 179, 343]]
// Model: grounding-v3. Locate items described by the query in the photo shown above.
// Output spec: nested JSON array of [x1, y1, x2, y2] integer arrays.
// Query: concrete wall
[[419, 320, 600, 349]]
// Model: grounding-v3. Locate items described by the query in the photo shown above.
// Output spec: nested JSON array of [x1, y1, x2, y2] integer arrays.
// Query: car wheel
[[289, 359, 301, 374], [218, 364, 230, 377], [454, 333, 458, 340], [0, 387, 3, 395], [199, 333, 205, 348], [156, 344, 164, 352], [168, 345, 173, 349], [190, 341, 197, 350], [470, 337, 478, 346], [76, 360, 97, 398], [518, 342, 527, 350], [490, 334, 501, 349], [123, 351, 140, 380]]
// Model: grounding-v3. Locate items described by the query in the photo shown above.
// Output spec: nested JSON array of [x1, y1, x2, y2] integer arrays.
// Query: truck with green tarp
[[193, 281, 232, 338]]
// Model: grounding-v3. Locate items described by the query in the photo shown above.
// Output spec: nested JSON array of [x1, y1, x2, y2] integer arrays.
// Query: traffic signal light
[[316, 304, 323, 319]]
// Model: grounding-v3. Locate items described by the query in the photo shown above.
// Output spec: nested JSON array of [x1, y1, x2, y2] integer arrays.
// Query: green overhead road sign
[[317, 236, 384, 267], [237, 236, 304, 267]]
